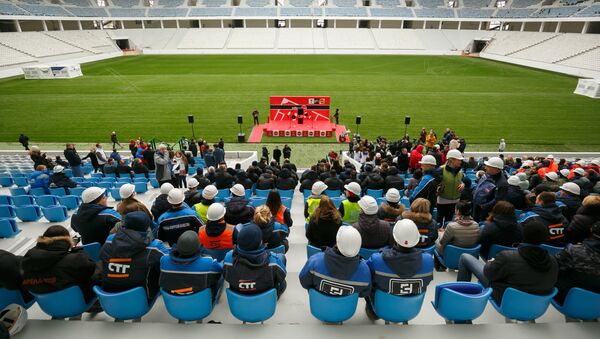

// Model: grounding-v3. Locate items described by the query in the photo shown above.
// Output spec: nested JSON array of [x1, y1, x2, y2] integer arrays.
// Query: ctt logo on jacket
[[107, 258, 132, 278]]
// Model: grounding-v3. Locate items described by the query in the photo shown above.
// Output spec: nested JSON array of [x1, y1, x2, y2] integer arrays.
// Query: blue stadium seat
[[491, 287, 558, 322], [57, 195, 81, 210], [117, 177, 132, 183], [551, 288, 600, 321], [15, 205, 43, 222], [249, 197, 267, 208], [82, 242, 101, 262], [49, 187, 68, 197], [302, 190, 311, 200], [359, 247, 385, 260], [203, 248, 230, 262], [484, 244, 517, 261], [434, 245, 481, 270], [324, 189, 342, 197], [0, 176, 13, 187], [103, 173, 117, 178], [110, 188, 122, 201], [13, 177, 29, 187], [269, 245, 286, 255], [0, 195, 13, 205], [541, 244, 564, 256], [96, 182, 114, 189], [0, 204, 16, 218], [306, 244, 322, 259], [9, 188, 27, 196], [91, 173, 103, 179], [134, 182, 148, 194], [0, 218, 21, 238], [431, 282, 492, 323], [42, 205, 69, 222], [93, 286, 157, 322], [0, 288, 34, 310], [401, 196, 411, 209], [69, 187, 86, 197], [308, 289, 358, 324], [133, 177, 147, 183], [330, 197, 344, 209], [35, 195, 59, 208], [278, 189, 294, 200], [421, 244, 435, 255], [12, 195, 35, 207], [161, 288, 215, 323], [281, 197, 292, 210], [216, 189, 230, 202], [29, 187, 48, 196], [150, 178, 160, 188], [134, 173, 148, 179], [255, 189, 271, 198], [226, 288, 277, 323], [376, 197, 386, 205], [31, 286, 96, 320], [366, 189, 383, 198], [373, 289, 426, 324]]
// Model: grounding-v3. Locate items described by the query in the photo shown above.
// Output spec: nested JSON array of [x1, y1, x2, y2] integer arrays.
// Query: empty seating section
[[246, 0, 270, 7], [457, 8, 493, 18], [531, 6, 585, 18], [333, 0, 357, 7], [0, 32, 82, 57], [417, 0, 444, 7], [179, 29, 231, 49], [484, 32, 558, 56], [510, 33, 600, 63], [17, 4, 73, 16], [65, 7, 109, 16], [202, 0, 228, 6], [108, 8, 147, 16], [558, 46, 600, 70], [110, 0, 141, 7], [234, 7, 277, 16], [461, 0, 490, 7], [0, 45, 36, 67], [414, 8, 455, 17], [0, 3, 30, 15], [62, 0, 93, 6], [280, 7, 312, 16], [371, 29, 425, 49], [289, 0, 313, 6], [510, 0, 541, 7], [376, 0, 400, 7], [147, 8, 189, 16], [44, 30, 116, 53], [370, 7, 413, 16], [189, 7, 233, 15], [575, 4, 600, 16], [494, 8, 536, 18], [228, 28, 276, 48], [560, 0, 584, 5], [326, 29, 374, 49], [324, 7, 368, 16], [158, 0, 185, 6], [278, 28, 325, 48]]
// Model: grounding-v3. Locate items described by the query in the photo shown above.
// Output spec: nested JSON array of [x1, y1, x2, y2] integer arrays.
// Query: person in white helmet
[[184, 178, 203, 207], [48, 165, 77, 193], [199, 203, 237, 254], [376, 188, 405, 222], [0, 304, 28, 337], [224, 184, 255, 226], [518, 192, 568, 247], [151, 182, 175, 222], [353, 196, 394, 249], [409, 154, 441, 212], [116, 183, 152, 218], [299, 227, 371, 298], [365, 219, 434, 321], [435, 149, 465, 224], [339, 182, 362, 224], [157, 189, 203, 246], [304, 181, 328, 222], [71, 187, 121, 245], [473, 156, 508, 222], [532, 171, 560, 195], [557, 182, 582, 222], [193, 184, 218, 224]]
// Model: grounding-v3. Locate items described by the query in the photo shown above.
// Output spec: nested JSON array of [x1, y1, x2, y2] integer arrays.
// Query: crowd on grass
[[0, 128, 599, 334]]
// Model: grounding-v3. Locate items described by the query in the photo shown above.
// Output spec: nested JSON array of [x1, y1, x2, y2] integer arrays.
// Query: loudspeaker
[[188, 115, 194, 123], [356, 116, 361, 125], [405, 116, 411, 125], [238, 133, 246, 143], [237, 115, 243, 124]]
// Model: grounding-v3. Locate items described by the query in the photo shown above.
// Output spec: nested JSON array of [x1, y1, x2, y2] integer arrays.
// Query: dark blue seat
[[324, 189, 342, 197], [69, 187, 86, 197], [255, 189, 271, 198], [161, 288, 215, 323], [226, 288, 277, 323], [373, 289, 425, 324], [134, 182, 148, 194], [29, 187, 47, 196], [9, 187, 27, 196], [0, 195, 13, 205], [42, 205, 69, 222], [0, 176, 13, 187], [216, 189, 231, 202], [278, 189, 294, 200], [13, 177, 29, 187], [0, 288, 34, 310], [31, 286, 96, 319], [309, 289, 358, 324], [49, 187, 68, 197], [0, 204, 16, 218], [249, 197, 267, 208], [484, 244, 517, 261], [11, 195, 34, 207], [431, 282, 492, 323], [551, 287, 600, 321], [109, 188, 122, 201], [15, 205, 43, 222], [330, 197, 344, 209], [281, 197, 292, 210], [434, 244, 481, 270], [93, 286, 157, 322], [150, 178, 160, 188], [57, 195, 81, 210], [35, 195, 59, 208], [490, 287, 558, 322], [366, 189, 383, 198]]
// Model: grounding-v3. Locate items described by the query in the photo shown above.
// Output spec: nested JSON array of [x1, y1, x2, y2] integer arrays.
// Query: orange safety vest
[[275, 206, 287, 225], [198, 224, 235, 250]]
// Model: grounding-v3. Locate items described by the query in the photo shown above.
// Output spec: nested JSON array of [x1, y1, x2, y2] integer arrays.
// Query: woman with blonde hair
[[306, 195, 343, 248], [172, 150, 188, 188], [116, 183, 152, 218], [245, 205, 289, 251], [401, 198, 438, 248]]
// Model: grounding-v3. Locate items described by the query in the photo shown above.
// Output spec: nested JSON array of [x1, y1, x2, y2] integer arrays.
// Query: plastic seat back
[[366, 189, 383, 198], [269, 245, 286, 254], [35, 195, 58, 208], [306, 245, 322, 259], [434, 244, 481, 270], [0, 218, 21, 238], [330, 197, 344, 209], [69, 187, 86, 197], [57, 195, 81, 210], [226, 288, 277, 323], [96, 182, 114, 189], [49, 187, 67, 197], [42, 206, 69, 222], [431, 282, 492, 322], [373, 289, 425, 324], [400, 197, 411, 209], [161, 288, 213, 322], [302, 190, 311, 200], [15, 205, 42, 222], [204, 248, 230, 262], [82, 242, 101, 262], [0, 176, 13, 187], [309, 289, 358, 324], [0, 204, 16, 218], [541, 244, 564, 257], [421, 245, 435, 255], [110, 188, 122, 201], [13, 177, 29, 187], [9, 188, 27, 196], [134, 182, 147, 194], [491, 287, 558, 321], [281, 197, 292, 210], [324, 189, 342, 197], [359, 247, 383, 260], [0, 288, 34, 310], [485, 244, 517, 261], [93, 286, 155, 321], [0, 195, 13, 205], [29, 187, 47, 196], [551, 288, 600, 321], [249, 197, 267, 208], [255, 189, 271, 198], [216, 189, 231, 202], [32, 286, 96, 319], [278, 189, 294, 200]]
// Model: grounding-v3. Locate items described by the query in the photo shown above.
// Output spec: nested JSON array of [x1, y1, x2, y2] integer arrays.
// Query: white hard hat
[[230, 184, 245, 197], [574, 168, 585, 176], [419, 155, 437, 166], [446, 150, 464, 161], [576, 160, 586, 166], [160, 182, 174, 195], [545, 172, 558, 182], [53, 165, 64, 173], [385, 188, 400, 203], [358, 196, 378, 215], [546, 154, 554, 160], [560, 182, 581, 196], [507, 176, 521, 187], [167, 188, 185, 205], [344, 182, 361, 196], [202, 185, 218, 200], [0, 304, 27, 336], [560, 169, 570, 178], [336, 227, 362, 258], [311, 181, 328, 196], [518, 180, 530, 191], [591, 159, 599, 166], [207, 203, 226, 221], [393, 219, 420, 248], [187, 178, 199, 189], [82, 187, 105, 204], [119, 183, 135, 199], [484, 157, 504, 170], [522, 160, 533, 168]]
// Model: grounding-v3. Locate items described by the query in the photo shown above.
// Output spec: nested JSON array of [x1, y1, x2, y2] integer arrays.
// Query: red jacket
[[409, 145, 424, 170]]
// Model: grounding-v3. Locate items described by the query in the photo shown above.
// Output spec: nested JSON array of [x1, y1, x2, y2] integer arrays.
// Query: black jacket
[[526, 204, 569, 246], [0, 250, 23, 290], [21, 237, 97, 303], [151, 194, 171, 222], [361, 172, 385, 192], [396, 153, 409, 172], [306, 214, 343, 248], [225, 197, 255, 225], [505, 185, 527, 211], [276, 169, 297, 191], [384, 171, 405, 192], [353, 214, 394, 249], [557, 195, 582, 223], [480, 214, 521, 259], [324, 176, 344, 191], [49, 173, 77, 189], [184, 190, 203, 207], [193, 175, 212, 189], [565, 204, 600, 244], [71, 204, 121, 245], [236, 172, 254, 190], [554, 239, 600, 304], [82, 151, 99, 168], [223, 247, 286, 297], [63, 148, 82, 167], [484, 245, 558, 303], [256, 173, 276, 190], [214, 170, 235, 189], [299, 171, 319, 192], [142, 149, 155, 170]]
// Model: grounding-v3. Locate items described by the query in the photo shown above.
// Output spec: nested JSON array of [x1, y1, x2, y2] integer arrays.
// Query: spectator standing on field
[[273, 146, 282, 165], [111, 131, 123, 149], [283, 144, 292, 160], [82, 147, 100, 173], [498, 139, 506, 153], [252, 109, 260, 125]]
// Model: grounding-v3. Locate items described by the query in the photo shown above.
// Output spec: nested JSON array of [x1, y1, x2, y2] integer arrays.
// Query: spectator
[[213, 143, 225, 165], [436, 150, 465, 224], [142, 145, 155, 171], [460, 177, 474, 202], [519, 192, 568, 247], [565, 195, 600, 244], [557, 182, 582, 223], [473, 157, 508, 222], [353, 196, 394, 249], [29, 165, 50, 192], [554, 221, 600, 304], [116, 159, 132, 179], [0, 250, 32, 306], [184, 178, 203, 207], [323, 170, 343, 192], [532, 172, 560, 195], [299, 168, 319, 193], [498, 138, 505, 153], [402, 198, 438, 250], [300, 227, 371, 298], [276, 168, 297, 191], [102, 158, 117, 176], [283, 144, 291, 160], [193, 168, 211, 189], [261, 147, 269, 163], [21, 225, 97, 303], [377, 188, 404, 222], [204, 148, 216, 168], [64, 143, 83, 177], [154, 144, 172, 186], [479, 201, 521, 259], [457, 220, 558, 304], [71, 187, 121, 245], [18, 133, 29, 150], [223, 224, 287, 297], [396, 148, 409, 173], [410, 155, 440, 212], [384, 166, 404, 192], [82, 147, 100, 173], [235, 171, 253, 190], [109, 149, 121, 163], [273, 146, 282, 165], [360, 166, 385, 193], [157, 189, 203, 246], [224, 184, 255, 226], [506, 176, 528, 211], [435, 201, 480, 267], [116, 184, 152, 218], [256, 170, 276, 190], [110, 131, 122, 149], [132, 158, 149, 178], [425, 129, 436, 149], [199, 204, 237, 252], [239, 205, 289, 251], [193, 185, 218, 224], [304, 181, 328, 222], [214, 163, 234, 189], [151, 183, 174, 222], [48, 165, 77, 192], [172, 151, 188, 189], [266, 190, 293, 229], [95, 143, 108, 171], [404, 168, 423, 196], [159, 231, 223, 302], [339, 182, 362, 224], [365, 219, 434, 321], [306, 196, 343, 248], [100, 212, 168, 302], [29, 146, 51, 169]]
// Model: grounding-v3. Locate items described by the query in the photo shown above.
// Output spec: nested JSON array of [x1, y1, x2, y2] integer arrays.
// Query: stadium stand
[[575, 4, 600, 16], [417, 0, 445, 7], [333, 0, 358, 7], [227, 28, 277, 48], [108, 8, 148, 16], [43, 30, 119, 54], [510, 33, 600, 64], [531, 6, 586, 18], [494, 8, 536, 18], [456, 8, 494, 18], [62, 0, 94, 6], [188, 7, 233, 15], [109, 0, 141, 7], [324, 7, 369, 16], [147, 7, 189, 16], [0, 2, 30, 15], [202, 0, 228, 6], [16, 4, 73, 16], [326, 28, 375, 49], [277, 28, 326, 49], [65, 7, 109, 16], [289, 0, 313, 6], [370, 7, 414, 16], [371, 29, 426, 49], [178, 28, 231, 49], [158, 0, 186, 7], [461, 0, 491, 7], [0, 32, 83, 57], [414, 8, 456, 17], [280, 7, 313, 16], [234, 7, 277, 15], [0, 44, 36, 67], [483, 32, 559, 56], [376, 0, 400, 7], [558, 46, 600, 71], [510, 0, 542, 8]]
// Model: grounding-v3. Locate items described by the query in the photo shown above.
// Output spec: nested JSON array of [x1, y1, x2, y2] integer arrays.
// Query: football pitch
[[0, 54, 598, 148]]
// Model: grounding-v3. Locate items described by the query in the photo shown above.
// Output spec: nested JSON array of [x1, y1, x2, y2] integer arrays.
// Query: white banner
[[574, 78, 600, 99], [23, 64, 82, 80]]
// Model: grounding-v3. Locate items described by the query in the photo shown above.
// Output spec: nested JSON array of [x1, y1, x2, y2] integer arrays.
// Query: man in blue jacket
[[157, 189, 203, 246], [29, 164, 50, 192], [159, 231, 223, 303], [410, 155, 440, 212], [365, 219, 434, 321], [518, 191, 569, 246], [299, 227, 371, 297]]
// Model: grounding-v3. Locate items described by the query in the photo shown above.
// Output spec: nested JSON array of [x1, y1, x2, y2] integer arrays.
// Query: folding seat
[[93, 286, 157, 322], [161, 288, 216, 323], [373, 289, 426, 324], [434, 244, 481, 270], [226, 288, 277, 324], [366, 189, 383, 198], [15, 205, 43, 222], [491, 287, 558, 322], [308, 289, 358, 324], [431, 282, 492, 323], [31, 286, 96, 320], [551, 288, 600, 321], [42, 205, 69, 222]]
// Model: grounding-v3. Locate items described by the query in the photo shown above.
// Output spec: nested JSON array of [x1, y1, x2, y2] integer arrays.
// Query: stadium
[[0, 0, 600, 338]]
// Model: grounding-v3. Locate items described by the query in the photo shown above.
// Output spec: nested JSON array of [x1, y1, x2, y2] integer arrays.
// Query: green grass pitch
[[0, 54, 598, 146]]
